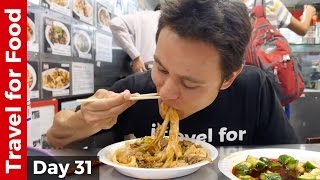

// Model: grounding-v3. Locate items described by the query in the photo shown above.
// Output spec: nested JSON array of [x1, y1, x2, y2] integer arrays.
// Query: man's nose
[[159, 78, 180, 101]]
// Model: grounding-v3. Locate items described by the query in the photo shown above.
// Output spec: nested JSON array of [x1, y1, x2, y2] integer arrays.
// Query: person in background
[[47, 0, 298, 148], [243, 0, 316, 119], [243, 0, 316, 36], [110, 5, 161, 73]]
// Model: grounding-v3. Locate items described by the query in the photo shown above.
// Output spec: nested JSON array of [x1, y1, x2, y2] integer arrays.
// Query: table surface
[[45, 144, 320, 180]]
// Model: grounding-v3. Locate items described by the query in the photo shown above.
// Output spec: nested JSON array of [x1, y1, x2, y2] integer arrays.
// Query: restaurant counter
[[44, 144, 320, 180]]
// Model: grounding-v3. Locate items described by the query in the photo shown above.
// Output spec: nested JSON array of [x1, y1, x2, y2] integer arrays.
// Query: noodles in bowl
[[112, 136, 210, 168], [98, 104, 218, 179]]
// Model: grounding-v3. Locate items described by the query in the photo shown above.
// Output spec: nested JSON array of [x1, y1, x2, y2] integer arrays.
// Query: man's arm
[[110, 15, 147, 72], [110, 15, 139, 60], [46, 89, 136, 148], [287, 5, 316, 36], [46, 110, 104, 148]]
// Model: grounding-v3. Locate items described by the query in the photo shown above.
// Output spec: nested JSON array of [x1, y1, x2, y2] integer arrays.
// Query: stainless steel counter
[[43, 144, 320, 180]]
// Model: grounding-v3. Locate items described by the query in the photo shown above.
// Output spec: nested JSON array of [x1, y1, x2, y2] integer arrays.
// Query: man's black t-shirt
[[107, 66, 298, 146]]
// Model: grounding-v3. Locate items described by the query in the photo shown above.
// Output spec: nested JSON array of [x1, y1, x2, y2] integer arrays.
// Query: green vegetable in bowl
[[304, 161, 319, 172], [279, 154, 294, 165], [259, 172, 281, 180], [297, 173, 316, 180]]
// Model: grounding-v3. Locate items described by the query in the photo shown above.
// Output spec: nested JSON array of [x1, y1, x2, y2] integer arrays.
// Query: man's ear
[[220, 65, 244, 90]]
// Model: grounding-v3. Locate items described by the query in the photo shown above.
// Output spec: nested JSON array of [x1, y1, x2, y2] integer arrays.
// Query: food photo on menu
[[41, 62, 70, 98], [27, 61, 40, 99], [72, 26, 93, 59], [96, 2, 111, 31], [27, 11, 39, 52], [72, 0, 93, 24], [27, 13, 35, 44], [41, 0, 72, 16], [43, 17, 71, 56]]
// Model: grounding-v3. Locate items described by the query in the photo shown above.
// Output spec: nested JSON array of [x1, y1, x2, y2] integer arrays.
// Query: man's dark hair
[[156, 0, 251, 79], [154, 4, 161, 11]]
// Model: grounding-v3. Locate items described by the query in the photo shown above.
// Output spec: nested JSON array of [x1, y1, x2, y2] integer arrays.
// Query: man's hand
[[132, 56, 147, 73], [304, 5, 316, 17], [47, 89, 137, 148], [76, 89, 137, 130]]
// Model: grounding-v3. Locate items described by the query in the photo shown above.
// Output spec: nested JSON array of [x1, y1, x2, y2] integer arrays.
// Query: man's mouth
[[158, 100, 184, 119]]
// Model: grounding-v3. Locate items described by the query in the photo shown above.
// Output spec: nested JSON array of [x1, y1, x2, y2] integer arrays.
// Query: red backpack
[[245, 0, 304, 106]]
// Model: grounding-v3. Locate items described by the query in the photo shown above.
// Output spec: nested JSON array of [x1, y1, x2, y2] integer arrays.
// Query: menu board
[[41, 62, 70, 98], [72, 0, 94, 25], [72, 26, 93, 59], [27, 12, 39, 52], [27, 61, 40, 99], [95, 32, 112, 62], [71, 62, 94, 95], [41, 0, 72, 16], [43, 17, 71, 56]]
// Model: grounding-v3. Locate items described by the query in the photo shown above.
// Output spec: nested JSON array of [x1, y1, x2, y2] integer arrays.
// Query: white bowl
[[27, 63, 37, 91], [45, 21, 70, 47], [97, 137, 218, 179], [98, 7, 110, 27], [218, 148, 320, 180], [74, 30, 91, 54], [73, 0, 93, 18], [27, 17, 35, 43], [42, 68, 70, 91]]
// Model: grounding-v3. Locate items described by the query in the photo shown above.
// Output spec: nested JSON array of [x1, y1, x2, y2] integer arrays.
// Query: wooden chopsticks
[[76, 93, 160, 103]]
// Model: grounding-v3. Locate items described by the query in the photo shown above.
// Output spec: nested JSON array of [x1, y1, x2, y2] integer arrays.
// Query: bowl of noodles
[[27, 63, 37, 90], [98, 7, 110, 27], [97, 104, 218, 179], [73, 0, 93, 18], [98, 137, 218, 179], [42, 68, 70, 91], [27, 17, 35, 43], [45, 21, 70, 47], [74, 30, 91, 54]]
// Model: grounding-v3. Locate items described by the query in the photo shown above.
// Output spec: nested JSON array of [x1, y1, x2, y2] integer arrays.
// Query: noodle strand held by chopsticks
[[145, 104, 183, 167], [146, 103, 170, 154], [163, 107, 182, 167]]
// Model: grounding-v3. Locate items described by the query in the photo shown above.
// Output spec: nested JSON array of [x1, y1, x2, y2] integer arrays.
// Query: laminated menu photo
[[27, 11, 39, 52], [43, 17, 72, 56], [72, 0, 94, 25], [41, 0, 72, 16], [27, 61, 40, 99], [72, 25, 93, 59], [96, 2, 111, 32], [41, 62, 70, 98]]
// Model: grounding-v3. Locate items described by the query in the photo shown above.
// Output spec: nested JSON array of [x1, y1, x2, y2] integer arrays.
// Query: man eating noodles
[[47, 0, 298, 148]]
